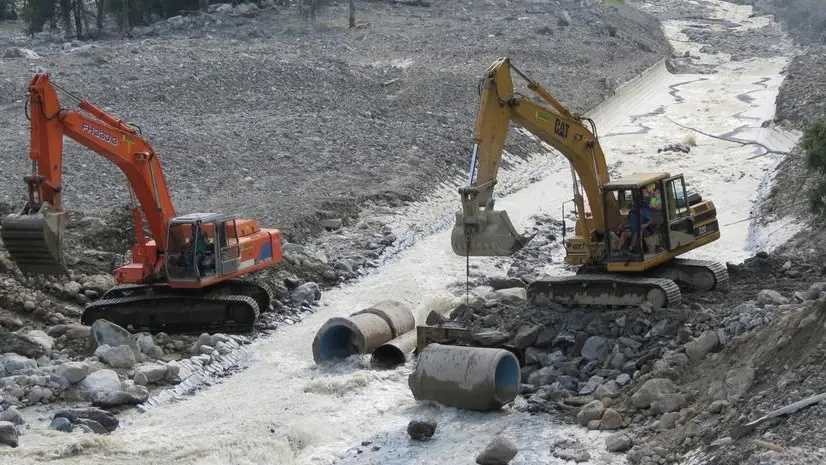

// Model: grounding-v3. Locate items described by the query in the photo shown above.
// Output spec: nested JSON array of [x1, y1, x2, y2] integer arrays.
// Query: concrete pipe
[[312, 300, 414, 363], [371, 330, 418, 369], [408, 343, 521, 411]]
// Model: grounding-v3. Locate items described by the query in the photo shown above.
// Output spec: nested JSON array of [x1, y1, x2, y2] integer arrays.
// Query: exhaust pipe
[[312, 300, 414, 364], [0, 203, 68, 275], [408, 343, 521, 411]]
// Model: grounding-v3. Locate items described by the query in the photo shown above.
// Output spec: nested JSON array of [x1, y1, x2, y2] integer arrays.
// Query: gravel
[[0, 0, 671, 245]]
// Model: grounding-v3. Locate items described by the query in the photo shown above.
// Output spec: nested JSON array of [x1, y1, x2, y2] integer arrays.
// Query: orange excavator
[[0, 73, 282, 334]]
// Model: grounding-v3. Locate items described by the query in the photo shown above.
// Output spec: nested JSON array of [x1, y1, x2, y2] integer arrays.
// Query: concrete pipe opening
[[312, 317, 364, 362], [371, 330, 417, 370], [371, 345, 406, 369], [492, 352, 521, 405]]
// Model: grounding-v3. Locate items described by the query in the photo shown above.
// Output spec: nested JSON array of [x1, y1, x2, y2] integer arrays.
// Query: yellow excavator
[[452, 57, 728, 308]]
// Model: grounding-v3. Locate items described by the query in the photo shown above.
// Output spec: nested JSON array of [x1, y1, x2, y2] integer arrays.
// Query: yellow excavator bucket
[[450, 209, 532, 256], [0, 205, 68, 275]]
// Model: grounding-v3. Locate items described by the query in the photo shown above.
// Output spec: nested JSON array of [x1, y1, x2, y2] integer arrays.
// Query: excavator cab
[[602, 173, 716, 267], [165, 213, 241, 283]]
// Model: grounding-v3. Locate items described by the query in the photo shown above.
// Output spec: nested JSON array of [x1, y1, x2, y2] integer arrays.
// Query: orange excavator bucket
[[0, 204, 68, 275]]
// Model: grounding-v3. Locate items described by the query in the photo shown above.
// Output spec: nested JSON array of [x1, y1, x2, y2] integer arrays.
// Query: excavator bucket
[[0, 206, 68, 275], [450, 209, 533, 256]]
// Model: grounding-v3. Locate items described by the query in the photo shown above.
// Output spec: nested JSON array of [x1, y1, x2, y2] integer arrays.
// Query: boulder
[[55, 361, 90, 384], [0, 421, 18, 447], [407, 419, 437, 441], [605, 433, 632, 452], [94, 345, 137, 369], [80, 369, 121, 400], [631, 378, 678, 409], [91, 320, 139, 358], [0, 328, 46, 358], [476, 436, 518, 465], [2, 353, 37, 376], [576, 400, 605, 426]]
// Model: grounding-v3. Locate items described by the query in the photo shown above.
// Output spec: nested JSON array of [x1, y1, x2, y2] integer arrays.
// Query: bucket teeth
[[451, 210, 533, 256]]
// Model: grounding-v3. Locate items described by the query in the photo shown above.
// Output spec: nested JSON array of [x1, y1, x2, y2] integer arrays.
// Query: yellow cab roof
[[603, 172, 671, 189]]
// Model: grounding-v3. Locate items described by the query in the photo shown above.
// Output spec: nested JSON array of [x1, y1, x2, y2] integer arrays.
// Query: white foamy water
[[2, 2, 801, 464]]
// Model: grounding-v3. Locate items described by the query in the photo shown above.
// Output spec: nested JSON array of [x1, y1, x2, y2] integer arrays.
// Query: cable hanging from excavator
[[0, 73, 283, 334], [452, 57, 729, 309]]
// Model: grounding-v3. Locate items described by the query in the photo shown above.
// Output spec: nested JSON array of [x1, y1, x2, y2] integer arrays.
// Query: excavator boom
[[452, 58, 727, 309]]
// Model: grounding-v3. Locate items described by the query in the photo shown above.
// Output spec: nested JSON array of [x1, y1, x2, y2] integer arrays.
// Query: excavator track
[[81, 279, 277, 334], [648, 258, 729, 292], [527, 273, 682, 309]]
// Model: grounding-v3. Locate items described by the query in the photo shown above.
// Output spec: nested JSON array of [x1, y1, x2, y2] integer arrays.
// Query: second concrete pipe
[[408, 343, 521, 411], [312, 300, 415, 363]]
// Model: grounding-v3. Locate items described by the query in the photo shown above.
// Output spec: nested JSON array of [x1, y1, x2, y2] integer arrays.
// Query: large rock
[[80, 369, 121, 399], [631, 378, 678, 409], [581, 336, 612, 361], [757, 289, 788, 305], [291, 282, 321, 305], [512, 326, 540, 349], [91, 320, 139, 357], [0, 328, 46, 359], [684, 330, 719, 363], [407, 419, 437, 441], [605, 433, 632, 452], [94, 345, 137, 369], [55, 361, 90, 384], [577, 400, 605, 426], [600, 408, 623, 430], [53, 407, 119, 432], [2, 353, 37, 376], [25, 330, 54, 355], [91, 384, 148, 408], [0, 421, 18, 448], [806, 282, 826, 300], [133, 363, 167, 385], [476, 436, 518, 465], [0, 407, 23, 425], [81, 275, 115, 294]]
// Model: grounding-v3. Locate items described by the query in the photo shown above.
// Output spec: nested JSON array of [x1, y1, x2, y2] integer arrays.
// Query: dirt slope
[[0, 0, 671, 244]]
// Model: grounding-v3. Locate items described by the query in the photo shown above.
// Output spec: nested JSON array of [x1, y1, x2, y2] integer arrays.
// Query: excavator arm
[[1, 73, 176, 277], [452, 57, 619, 256]]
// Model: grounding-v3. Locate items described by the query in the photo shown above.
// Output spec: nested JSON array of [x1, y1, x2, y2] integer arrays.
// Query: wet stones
[[53, 407, 119, 433], [94, 345, 137, 369], [476, 436, 518, 465], [0, 421, 18, 447], [407, 419, 437, 441], [606, 433, 633, 452]]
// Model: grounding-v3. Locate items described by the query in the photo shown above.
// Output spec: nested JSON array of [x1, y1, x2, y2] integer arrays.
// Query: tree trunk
[[59, 0, 72, 37], [348, 0, 354, 28], [73, 0, 83, 38], [95, 0, 103, 33]]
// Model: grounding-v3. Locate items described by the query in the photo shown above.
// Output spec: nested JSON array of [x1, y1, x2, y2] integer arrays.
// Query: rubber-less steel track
[[527, 273, 682, 309], [81, 279, 275, 334], [648, 258, 729, 292]]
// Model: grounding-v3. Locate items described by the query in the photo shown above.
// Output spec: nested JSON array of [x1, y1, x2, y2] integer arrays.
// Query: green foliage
[[804, 119, 826, 216]]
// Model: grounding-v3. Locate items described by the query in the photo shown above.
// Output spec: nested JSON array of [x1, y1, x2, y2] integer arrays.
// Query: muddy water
[[1, 2, 800, 465]]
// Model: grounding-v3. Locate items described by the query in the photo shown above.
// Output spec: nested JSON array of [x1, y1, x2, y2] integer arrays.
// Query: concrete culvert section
[[408, 344, 521, 411], [312, 300, 414, 363], [370, 330, 418, 369]]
